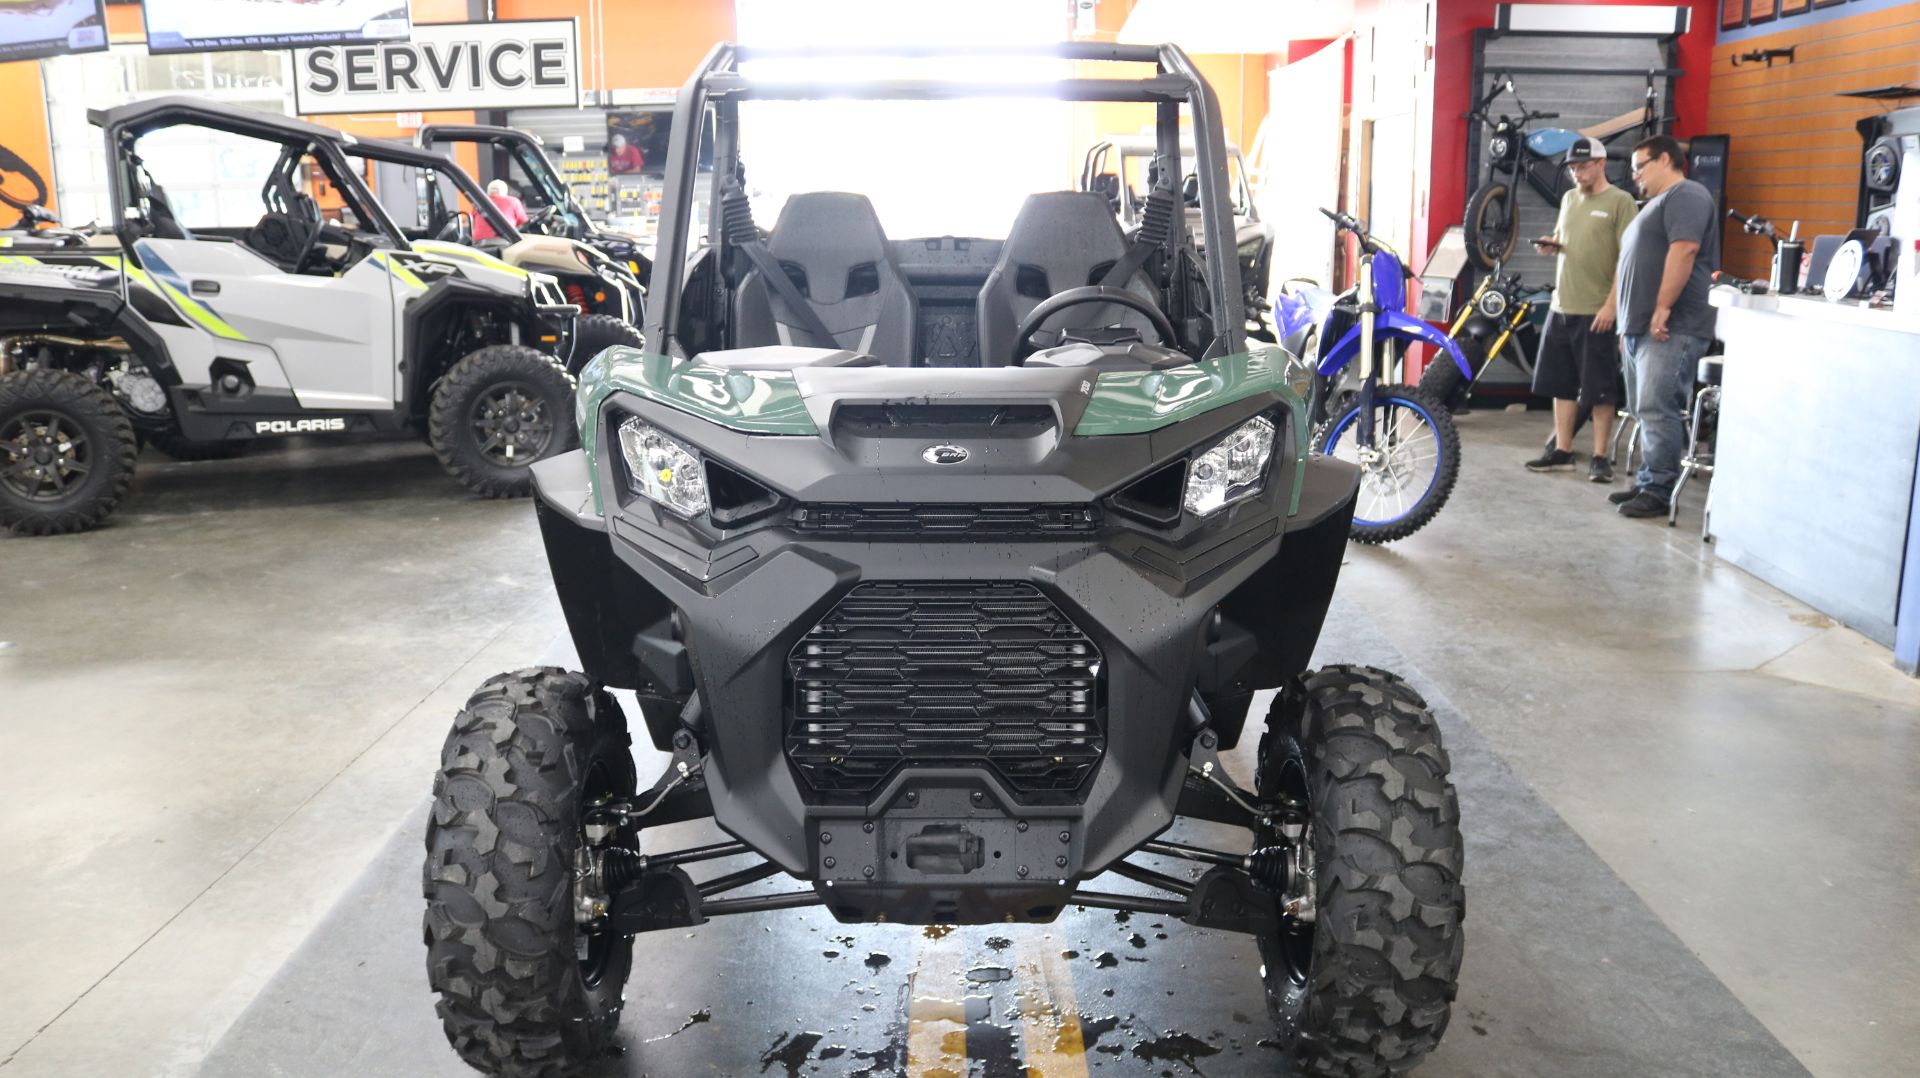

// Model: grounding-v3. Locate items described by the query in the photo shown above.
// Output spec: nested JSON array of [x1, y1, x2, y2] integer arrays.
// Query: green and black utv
[[423, 42, 1466, 1078]]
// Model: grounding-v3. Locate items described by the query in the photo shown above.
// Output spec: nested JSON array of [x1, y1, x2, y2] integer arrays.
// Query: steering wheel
[[433, 210, 473, 245], [1012, 285, 1177, 363], [524, 204, 560, 233]]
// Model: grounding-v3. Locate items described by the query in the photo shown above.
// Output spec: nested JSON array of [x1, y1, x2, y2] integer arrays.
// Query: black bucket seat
[[733, 192, 917, 365], [976, 192, 1162, 366]]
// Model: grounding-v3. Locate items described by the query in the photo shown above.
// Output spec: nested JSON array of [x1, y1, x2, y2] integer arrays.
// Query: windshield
[[735, 96, 1166, 241]]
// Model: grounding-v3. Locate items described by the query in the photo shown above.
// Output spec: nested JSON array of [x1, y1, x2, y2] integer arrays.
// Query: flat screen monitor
[[142, 0, 409, 55], [0, 0, 107, 63]]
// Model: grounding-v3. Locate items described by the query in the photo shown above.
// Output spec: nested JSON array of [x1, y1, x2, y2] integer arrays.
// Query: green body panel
[[576, 344, 1314, 517], [1074, 346, 1313, 514], [577, 347, 817, 514]]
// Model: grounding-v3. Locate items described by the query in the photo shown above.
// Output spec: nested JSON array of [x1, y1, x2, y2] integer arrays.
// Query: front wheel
[[1463, 181, 1515, 270], [0, 369, 137, 536], [1256, 665, 1465, 1077], [424, 668, 637, 1078], [428, 344, 579, 499], [1315, 385, 1461, 544]]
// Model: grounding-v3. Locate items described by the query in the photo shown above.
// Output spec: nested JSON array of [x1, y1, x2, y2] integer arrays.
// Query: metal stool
[[1668, 356, 1722, 535], [1610, 408, 1639, 472]]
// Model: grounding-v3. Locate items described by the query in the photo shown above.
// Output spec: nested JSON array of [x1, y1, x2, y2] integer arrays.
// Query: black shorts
[[1531, 311, 1622, 407]]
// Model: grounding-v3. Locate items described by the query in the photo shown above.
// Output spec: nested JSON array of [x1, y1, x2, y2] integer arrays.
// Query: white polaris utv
[[0, 98, 586, 536]]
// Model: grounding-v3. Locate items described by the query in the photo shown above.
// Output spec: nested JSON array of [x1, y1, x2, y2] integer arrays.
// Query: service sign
[[294, 19, 579, 115]]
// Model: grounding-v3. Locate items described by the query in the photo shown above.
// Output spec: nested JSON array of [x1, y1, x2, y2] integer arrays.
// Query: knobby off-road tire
[[429, 344, 579, 499], [143, 425, 247, 461], [424, 667, 638, 1078], [1463, 181, 1515, 270], [1256, 665, 1465, 1078], [1415, 342, 1477, 415], [0, 369, 137, 536], [567, 313, 645, 376], [1314, 385, 1462, 545]]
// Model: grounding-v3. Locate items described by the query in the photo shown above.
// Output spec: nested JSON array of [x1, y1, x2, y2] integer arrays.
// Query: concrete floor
[[1, 415, 1916, 1077]]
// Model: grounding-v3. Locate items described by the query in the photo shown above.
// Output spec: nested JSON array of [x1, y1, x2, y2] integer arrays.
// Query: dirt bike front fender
[[1319, 310, 1473, 379]]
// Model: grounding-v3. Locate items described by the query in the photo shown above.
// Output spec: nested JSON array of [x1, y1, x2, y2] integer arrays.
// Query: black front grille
[[792, 503, 1098, 538], [786, 582, 1105, 800]]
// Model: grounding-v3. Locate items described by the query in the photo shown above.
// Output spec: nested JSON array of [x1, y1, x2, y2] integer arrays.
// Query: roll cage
[[336, 136, 525, 245], [416, 123, 590, 234], [644, 42, 1247, 362], [86, 96, 410, 268], [1081, 134, 1258, 228]]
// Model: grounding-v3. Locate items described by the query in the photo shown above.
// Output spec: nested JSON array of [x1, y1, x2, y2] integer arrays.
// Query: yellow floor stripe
[[905, 929, 968, 1078], [1015, 932, 1092, 1078]]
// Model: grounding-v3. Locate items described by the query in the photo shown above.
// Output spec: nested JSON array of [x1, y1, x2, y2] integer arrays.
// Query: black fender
[[0, 276, 179, 385]]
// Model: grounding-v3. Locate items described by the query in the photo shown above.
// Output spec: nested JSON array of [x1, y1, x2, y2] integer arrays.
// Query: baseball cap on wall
[[1563, 137, 1606, 165]]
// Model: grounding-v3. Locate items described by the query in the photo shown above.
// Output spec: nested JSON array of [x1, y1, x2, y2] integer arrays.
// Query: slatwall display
[[1709, 0, 1920, 278], [1471, 34, 1673, 291]]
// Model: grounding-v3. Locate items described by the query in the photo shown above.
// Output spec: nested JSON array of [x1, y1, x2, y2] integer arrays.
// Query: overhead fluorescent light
[[1496, 4, 1690, 36]]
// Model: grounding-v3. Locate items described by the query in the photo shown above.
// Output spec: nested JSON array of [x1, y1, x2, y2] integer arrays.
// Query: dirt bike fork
[[1355, 253, 1378, 447]]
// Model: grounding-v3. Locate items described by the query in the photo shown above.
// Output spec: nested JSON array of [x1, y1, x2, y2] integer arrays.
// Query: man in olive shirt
[[1524, 137, 1638, 482], [1609, 134, 1720, 518]]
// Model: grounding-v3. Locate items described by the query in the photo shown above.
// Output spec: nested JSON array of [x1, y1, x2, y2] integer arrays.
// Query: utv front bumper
[[529, 393, 1356, 923]]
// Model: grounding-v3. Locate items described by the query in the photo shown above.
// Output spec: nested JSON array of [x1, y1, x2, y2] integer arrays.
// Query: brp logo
[[922, 444, 970, 465]]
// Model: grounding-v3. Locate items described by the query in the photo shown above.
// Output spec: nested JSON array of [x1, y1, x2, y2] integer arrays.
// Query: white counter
[[1706, 285, 1920, 672], [1709, 287, 1920, 335]]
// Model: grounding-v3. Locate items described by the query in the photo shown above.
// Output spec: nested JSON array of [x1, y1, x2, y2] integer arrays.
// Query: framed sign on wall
[[293, 19, 579, 115]]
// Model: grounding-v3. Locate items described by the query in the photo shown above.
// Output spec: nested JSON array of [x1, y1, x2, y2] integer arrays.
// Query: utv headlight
[[1183, 415, 1276, 517], [617, 418, 709, 518]]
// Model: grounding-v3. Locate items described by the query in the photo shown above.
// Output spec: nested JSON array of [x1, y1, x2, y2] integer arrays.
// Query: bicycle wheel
[[1464, 182, 1515, 270], [1315, 385, 1461, 544]]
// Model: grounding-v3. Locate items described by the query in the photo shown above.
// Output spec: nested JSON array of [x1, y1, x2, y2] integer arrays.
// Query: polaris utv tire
[[568, 313, 646, 376], [144, 426, 248, 461], [0, 369, 137, 536], [1463, 181, 1515, 270], [1257, 665, 1464, 1078], [429, 345, 579, 499], [424, 667, 637, 1078]]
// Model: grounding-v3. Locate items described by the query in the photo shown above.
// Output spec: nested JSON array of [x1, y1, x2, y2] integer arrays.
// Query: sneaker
[[1616, 491, 1670, 518], [1588, 455, 1615, 483], [1607, 488, 1640, 505], [1525, 447, 1576, 472]]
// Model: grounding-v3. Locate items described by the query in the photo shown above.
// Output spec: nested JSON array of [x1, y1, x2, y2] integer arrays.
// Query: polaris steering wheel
[[1013, 285, 1177, 362]]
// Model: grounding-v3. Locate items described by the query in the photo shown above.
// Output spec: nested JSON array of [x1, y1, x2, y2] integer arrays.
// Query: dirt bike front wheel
[[1315, 385, 1461, 544], [1463, 181, 1515, 270]]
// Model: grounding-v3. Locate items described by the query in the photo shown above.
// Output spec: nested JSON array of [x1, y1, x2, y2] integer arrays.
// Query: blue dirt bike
[[1276, 208, 1470, 544]]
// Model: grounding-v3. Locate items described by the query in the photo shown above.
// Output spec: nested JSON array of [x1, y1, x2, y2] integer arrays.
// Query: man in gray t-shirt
[[1609, 135, 1720, 518]]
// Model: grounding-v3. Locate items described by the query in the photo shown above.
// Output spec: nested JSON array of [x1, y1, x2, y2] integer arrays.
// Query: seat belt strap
[[720, 186, 841, 350], [1102, 178, 1177, 289]]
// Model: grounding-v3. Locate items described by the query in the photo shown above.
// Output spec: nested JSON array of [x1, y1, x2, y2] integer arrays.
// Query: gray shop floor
[[197, 605, 1809, 1078]]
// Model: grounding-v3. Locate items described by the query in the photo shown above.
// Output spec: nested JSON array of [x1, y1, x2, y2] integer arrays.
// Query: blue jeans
[[1621, 332, 1710, 498]]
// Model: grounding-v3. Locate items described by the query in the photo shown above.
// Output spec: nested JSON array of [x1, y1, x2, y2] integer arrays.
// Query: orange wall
[[0, 62, 56, 220], [494, 0, 735, 92], [1708, 1, 1920, 277]]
